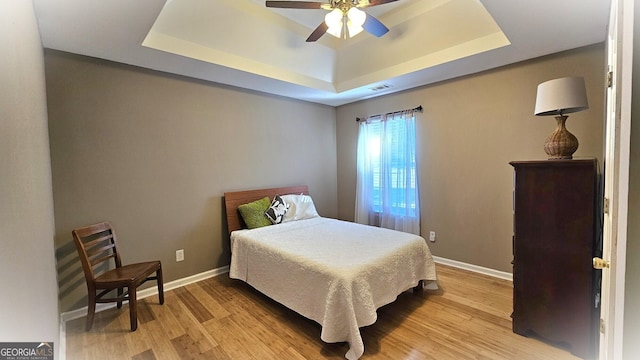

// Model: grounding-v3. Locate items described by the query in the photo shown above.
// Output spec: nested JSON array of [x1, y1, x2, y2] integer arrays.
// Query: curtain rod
[[355, 105, 423, 122]]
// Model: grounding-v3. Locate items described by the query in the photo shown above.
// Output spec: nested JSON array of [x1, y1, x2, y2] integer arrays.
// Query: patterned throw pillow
[[238, 197, 272, 229], [265, 195, 290, 224]]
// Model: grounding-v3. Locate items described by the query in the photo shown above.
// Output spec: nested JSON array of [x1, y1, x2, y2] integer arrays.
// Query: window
[[355, 110, 420, 235]]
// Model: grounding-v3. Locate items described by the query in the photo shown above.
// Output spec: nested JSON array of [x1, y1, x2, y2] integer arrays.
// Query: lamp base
[[544, 115, 579, 159]]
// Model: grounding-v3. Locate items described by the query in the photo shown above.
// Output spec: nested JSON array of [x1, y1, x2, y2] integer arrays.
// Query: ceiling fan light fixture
[[266, 0, 393, 42], [346, 7, 366, 37], [347, 23, 363, 37], [325, 8, 343, 38], [347, 7, 366, 26]]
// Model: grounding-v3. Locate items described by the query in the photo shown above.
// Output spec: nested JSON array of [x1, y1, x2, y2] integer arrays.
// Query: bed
[[224, 186, 438, 359]]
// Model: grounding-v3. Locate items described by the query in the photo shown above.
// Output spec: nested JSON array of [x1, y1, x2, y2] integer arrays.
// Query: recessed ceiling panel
[[143, 0, 507, 95], [143, 0, 337, 91]]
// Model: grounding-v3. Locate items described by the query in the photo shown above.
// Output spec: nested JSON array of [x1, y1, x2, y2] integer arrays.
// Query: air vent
[[370, 84, 392, 92]]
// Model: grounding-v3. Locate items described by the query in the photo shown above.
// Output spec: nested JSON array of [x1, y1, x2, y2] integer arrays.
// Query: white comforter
[[229, 217, 437, 359]]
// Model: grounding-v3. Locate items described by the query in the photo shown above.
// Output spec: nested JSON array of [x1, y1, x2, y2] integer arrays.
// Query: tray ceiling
[[33, 0, 610, 106]]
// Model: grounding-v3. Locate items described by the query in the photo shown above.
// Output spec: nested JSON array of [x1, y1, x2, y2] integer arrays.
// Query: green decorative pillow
[[238, 197, 272, 229]]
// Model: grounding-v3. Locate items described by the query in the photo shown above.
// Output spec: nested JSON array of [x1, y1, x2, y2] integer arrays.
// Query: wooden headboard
[[223, 185, 309, 234]]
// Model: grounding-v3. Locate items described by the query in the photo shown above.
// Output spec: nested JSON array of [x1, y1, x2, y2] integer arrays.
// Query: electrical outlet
[[429, 231, 436, 242], [176, 249, 184, 262]]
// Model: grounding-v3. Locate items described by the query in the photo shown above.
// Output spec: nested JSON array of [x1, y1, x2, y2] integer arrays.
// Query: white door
[[600, 0, 632, 358], [600, 0, 618, 355]]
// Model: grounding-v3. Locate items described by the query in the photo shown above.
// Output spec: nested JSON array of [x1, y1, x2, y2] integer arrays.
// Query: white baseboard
[[58, 265, 229, 360], [433, 256, 513, 281], [58, 315, 66, 360], [60, 265, 229, 323]]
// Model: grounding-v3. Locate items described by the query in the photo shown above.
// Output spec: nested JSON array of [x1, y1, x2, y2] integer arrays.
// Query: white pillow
[[281, 194, 319, 222]]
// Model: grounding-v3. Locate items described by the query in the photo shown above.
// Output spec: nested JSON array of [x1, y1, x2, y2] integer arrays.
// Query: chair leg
[[129, 285, 138, 331], [86, 292, 96, 331], [157, 267, 164, 305], [117, 287, 123, 309]]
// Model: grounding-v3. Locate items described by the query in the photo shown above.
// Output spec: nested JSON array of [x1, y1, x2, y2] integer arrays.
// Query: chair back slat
[[90, 253, 117, 268], [86, 243, 116, 260], [83, 234, 115, 250]]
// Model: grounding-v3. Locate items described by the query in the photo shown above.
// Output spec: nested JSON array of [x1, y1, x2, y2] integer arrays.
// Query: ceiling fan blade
[[362, 14, 389, 37], [358, 0, 399, 8], [306, 21, 329, 42], [266, 1, 326, 9]]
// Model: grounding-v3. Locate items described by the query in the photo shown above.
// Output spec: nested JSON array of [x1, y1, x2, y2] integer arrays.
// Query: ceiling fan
[[265, 0, 399, 42]]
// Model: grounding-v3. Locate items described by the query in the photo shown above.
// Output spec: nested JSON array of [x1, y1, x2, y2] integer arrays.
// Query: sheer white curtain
[[355, 110, 420, 235]]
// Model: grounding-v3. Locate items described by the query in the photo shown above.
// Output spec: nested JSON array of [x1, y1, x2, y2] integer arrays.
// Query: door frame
[[600, 0, 633, 358]]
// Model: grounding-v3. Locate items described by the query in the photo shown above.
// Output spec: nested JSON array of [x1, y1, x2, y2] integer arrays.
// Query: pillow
[[265, 195, 290, 224], [238, 197, 272, 229], [281, 194, 320, 222]]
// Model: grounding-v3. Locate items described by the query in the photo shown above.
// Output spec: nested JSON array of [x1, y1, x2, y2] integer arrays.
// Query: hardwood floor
[[65, 264, 582, 359]]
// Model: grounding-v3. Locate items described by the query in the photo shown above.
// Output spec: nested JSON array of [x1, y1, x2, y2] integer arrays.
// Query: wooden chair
[[72, 221, 164, 331]]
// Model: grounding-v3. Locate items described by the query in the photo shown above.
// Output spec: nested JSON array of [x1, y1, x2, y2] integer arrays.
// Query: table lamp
[[534, 76, 589, 159]]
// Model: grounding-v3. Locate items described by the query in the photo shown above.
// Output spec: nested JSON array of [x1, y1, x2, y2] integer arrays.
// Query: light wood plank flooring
[[65, 264, 581, 359]]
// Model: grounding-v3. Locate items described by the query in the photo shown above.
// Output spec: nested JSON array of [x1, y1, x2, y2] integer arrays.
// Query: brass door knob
[[593, 257, 610, 269]]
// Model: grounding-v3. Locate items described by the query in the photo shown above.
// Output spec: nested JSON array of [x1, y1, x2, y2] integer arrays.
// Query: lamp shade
[[534, 77, 589, 116]]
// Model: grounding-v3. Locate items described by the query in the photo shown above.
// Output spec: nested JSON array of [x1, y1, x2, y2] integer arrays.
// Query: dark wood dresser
[[509, 159, 599, 359]]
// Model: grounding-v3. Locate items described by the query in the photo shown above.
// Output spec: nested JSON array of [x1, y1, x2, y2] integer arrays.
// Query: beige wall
[[0, 0, 59, 352], [45, 51, 338, 312], [336, 44, 605, 272]]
